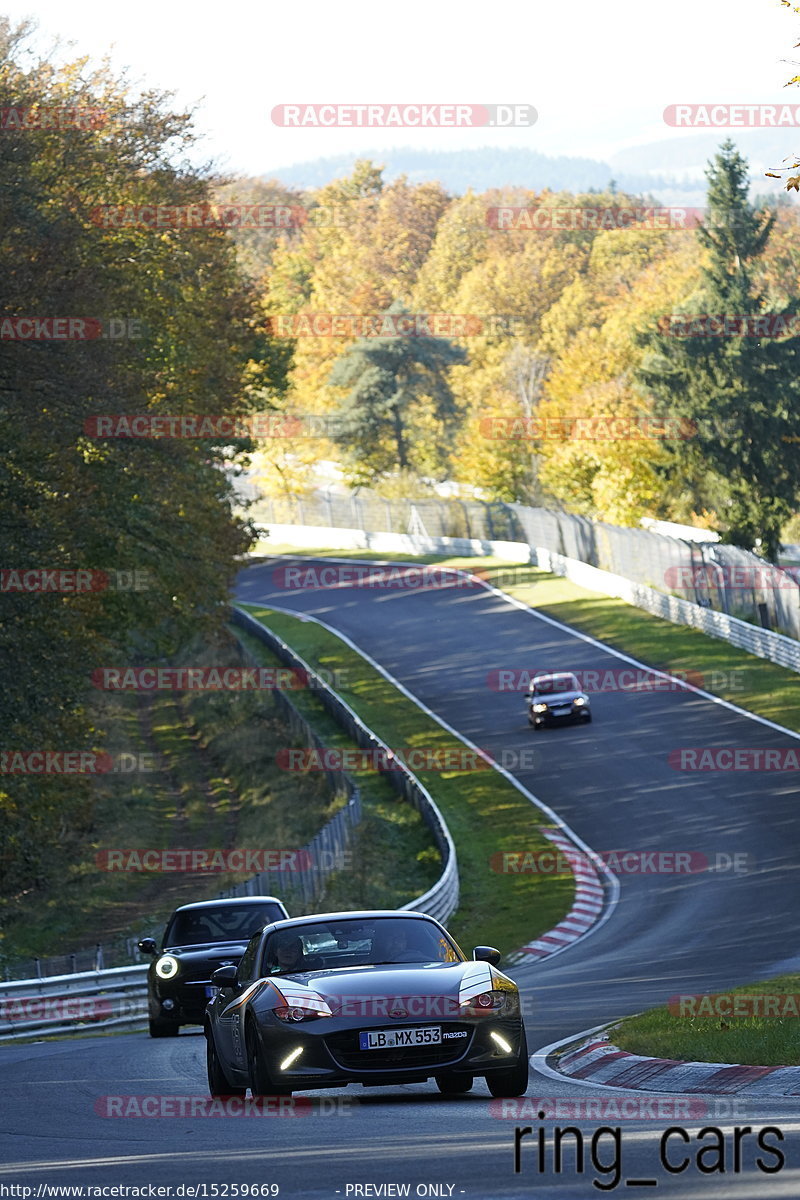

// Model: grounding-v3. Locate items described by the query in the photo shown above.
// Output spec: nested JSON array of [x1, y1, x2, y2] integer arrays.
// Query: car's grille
[[325, 1025, 473, 1072]]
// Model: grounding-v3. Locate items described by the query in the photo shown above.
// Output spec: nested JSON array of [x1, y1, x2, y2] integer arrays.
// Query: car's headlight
[[155, 955, 179, 980], [459, 989, 517, 1016], [573, 696, 587, 706], [532, 703, 548, 713], [274, 992, 332, 1022]]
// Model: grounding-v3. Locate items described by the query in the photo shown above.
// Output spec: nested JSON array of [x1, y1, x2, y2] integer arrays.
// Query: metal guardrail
[[0, 965, 149, 1043], [536, 548, 800, 675], [230, 607, 459, 925]]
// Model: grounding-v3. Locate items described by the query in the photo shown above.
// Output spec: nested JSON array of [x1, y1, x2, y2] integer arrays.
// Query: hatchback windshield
[[164, 903, 285, 948], [532, 674, 578, 695]]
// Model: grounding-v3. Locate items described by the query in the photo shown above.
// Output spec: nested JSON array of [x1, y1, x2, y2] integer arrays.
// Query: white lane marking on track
[[240, 590, 621, 960]]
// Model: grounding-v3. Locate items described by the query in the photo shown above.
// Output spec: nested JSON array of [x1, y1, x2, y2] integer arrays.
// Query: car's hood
[[159, 940, 248, 960], [261, 960, 500, 1018]]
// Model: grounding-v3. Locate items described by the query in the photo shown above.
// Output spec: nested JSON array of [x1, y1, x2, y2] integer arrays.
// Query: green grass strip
[[611, 973, 800, 1066]]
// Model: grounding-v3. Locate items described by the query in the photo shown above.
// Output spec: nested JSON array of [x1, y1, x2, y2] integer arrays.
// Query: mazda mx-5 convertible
[[205, 910, 529, 1098]]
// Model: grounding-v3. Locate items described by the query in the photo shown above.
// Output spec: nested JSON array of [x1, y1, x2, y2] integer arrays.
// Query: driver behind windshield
[[373, 924, 432, 963]]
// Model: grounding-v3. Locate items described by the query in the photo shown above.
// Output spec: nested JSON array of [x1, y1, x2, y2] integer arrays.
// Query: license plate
[[359, 1026, 441, 1050], [553, 707, 570, 715]]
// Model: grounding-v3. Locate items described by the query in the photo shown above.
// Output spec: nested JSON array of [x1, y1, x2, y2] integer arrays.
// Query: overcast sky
[[2, 0, 797, 178]]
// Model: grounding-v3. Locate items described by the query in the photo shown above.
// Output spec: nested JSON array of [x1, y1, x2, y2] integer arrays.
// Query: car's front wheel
[[148, 1016, 179, 1038], [485, 1029, 529, 1098], [206, 1026, 246, 1097], [435, 1073, 473, 1095], [246, 1019, 293, 1097]]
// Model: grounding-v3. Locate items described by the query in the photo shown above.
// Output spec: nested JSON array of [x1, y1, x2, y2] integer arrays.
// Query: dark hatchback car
[[527, 671, 592, 730], [205, 909, 529, 1099], [138, 897, 288, 1037]]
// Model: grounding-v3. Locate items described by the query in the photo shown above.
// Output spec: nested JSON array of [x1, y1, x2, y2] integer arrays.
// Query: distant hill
[[262, 138, 800, 209]]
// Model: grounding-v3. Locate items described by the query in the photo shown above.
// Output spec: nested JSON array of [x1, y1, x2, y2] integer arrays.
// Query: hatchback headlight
[[532, 702, 548, 713], [573, 696, 587, 706], [155, 955, 179, 980]]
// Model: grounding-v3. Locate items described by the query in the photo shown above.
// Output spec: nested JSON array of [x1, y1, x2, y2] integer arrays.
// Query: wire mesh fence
[[253, 490, 800, 639]]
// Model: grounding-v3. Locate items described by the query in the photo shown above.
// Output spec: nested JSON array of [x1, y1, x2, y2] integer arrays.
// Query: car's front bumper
[[231, 1015, 525, 1089]]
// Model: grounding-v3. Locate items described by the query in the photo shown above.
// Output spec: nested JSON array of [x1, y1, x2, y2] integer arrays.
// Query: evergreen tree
[[328, 301, 466, 484], [637, 141, 800, 559]]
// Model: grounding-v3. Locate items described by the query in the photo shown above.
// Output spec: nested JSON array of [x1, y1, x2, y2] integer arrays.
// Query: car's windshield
[[261, 917, 463, 974], [164, 903, 284, 948], [533, 674, 577, 695]]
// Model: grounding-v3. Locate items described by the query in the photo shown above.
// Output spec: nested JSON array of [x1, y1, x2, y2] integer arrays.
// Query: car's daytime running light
[[490, 1030, 514, 1054], [155, 955, 179, 979], [279, 1047, 304, 1071]]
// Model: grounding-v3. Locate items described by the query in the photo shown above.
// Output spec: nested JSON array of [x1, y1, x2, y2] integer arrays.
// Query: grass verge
[[611, 974, 800, 1066]]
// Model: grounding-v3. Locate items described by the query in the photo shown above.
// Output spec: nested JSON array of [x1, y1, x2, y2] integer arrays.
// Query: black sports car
[[205, 910, 529, 1098], [138, 896, 289, 1037], [527, 671, 592, 729]]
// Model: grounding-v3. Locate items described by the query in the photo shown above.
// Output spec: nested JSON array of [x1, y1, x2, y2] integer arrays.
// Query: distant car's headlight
[[532, 703, 548, 713], [155, 955, 179, 980], [573, 696, 587, 706]]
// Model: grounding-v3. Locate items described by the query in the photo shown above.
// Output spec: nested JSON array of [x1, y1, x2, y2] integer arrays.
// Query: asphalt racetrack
[[3, 557, 800, 1199]]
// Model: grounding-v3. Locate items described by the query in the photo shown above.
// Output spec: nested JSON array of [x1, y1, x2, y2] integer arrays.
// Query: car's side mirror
[[137, 938, 157, 956], [211, 964, 239, 989], [473, 945, 501, 966]]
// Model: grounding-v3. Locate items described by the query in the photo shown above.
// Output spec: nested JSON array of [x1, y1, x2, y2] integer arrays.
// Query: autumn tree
[[0, 20, 276, 898]]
